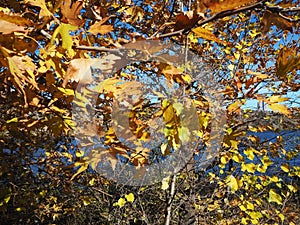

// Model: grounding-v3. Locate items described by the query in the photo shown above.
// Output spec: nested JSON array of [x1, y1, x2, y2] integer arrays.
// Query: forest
[[0, 0, 299, 224]]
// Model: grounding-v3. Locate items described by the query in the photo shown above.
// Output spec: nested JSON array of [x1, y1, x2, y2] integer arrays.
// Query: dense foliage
[[0, 0, 299, 224]]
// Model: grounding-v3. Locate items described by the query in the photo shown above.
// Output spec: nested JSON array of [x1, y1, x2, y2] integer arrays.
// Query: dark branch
[[147, 0, 300, 40]]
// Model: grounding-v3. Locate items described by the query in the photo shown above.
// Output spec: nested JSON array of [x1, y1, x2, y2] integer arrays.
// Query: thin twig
[[73, 45, 123, 54]]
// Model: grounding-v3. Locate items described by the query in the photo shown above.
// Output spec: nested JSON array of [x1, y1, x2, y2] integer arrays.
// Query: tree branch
[[147, 0, 296, 40], [164, 175, 177, 225], [73, 45, 123, 54]]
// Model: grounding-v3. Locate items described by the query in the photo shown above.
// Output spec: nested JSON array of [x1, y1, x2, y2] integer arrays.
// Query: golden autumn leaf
[[161, 177, 170, 190], [226, 175, 241, 192], [25, 0, 53, 18], [0, 20, 26, 34], [88, 17, 114, 35], [267, 95, 289, 103], [50, 23, 77, 57], [0, 11, 33, 34], [71, 162, 89, 180], [227, 100, 245, 113], [192, 27, 227, 44], [268, 103, 291, 115], [202, 0, 256, 13]]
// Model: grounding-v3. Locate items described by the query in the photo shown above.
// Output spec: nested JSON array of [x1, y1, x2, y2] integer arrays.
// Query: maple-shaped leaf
[[88, 17, 113, 35], [61, 0, 84, 26], [5, 54, 38, 107], [202, 0, 256, 13], [25, 0, 53, 18], [50, 23, 77, 57]]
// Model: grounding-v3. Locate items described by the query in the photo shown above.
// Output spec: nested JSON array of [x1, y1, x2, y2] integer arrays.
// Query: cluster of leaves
[[0, 0, 299, 224]]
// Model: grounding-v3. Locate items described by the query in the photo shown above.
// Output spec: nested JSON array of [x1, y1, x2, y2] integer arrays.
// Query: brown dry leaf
[[63, 58, 94, 87], [0, 11, 32, 34], [25, 0, 53, 18], [174, 11, 200, 31], [262, 11, 293, 34], [0, 20, 26, 34], [88, 19, 113, 35], [61, 0, 84, 26], [202, 0, 256, 13], [276, 47, 300, 79], [192, 26, 227, 44]]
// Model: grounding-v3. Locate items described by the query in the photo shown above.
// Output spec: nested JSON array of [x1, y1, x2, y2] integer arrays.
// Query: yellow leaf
[[226, 175, 241, 192], [89, 178, 95, 186], [268, 95, 289, 103], [161, 177, 170, 190], [25, 0, 53, 18], [221, 156, 229, 164], [89, 21, 113, 35], [244, 148, 255, 161], [6, 117, 18, 123], [246, 201, 254, 210], [203, 0, 256, 13], [268, 189, 282, 205], [75, 150, 84, 157], [113, 197, 126, 207], [125, 193, 134, 202], [249, 211, 262, 220], [192, 27, 227, 44], [172, 102, 183, 115], [280, 164, 290, 173], [227, 100, 244, 113], [50, 23, 77, 57], [71, 162, 88, 180], [241, 163, 256, 173], [268, 103, 291, 115], [161, 142, 168, 155]]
